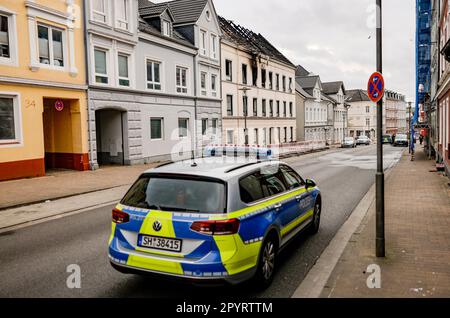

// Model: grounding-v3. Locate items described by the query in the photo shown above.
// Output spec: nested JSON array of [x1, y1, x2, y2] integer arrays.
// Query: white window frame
[[226, 129, 234, 144], [202, 118, 208, 136], [178, 118, 189, 139], [117, 52, 131, 87], [0, 9, 18, 67], [0, 92, 22, 147], [93, 46, 109, 85], [175, 65, 188, 94], [212, 118, 218, 135], [225, 59, 232, 81], [200, 71, 207, 96], [115, 0, 130, 31], [162, 19, 171, 37], [150, 117, 164, 140], [210, 33, 218, 60], [199, 29, 207, 56], [37, 23, 66, 70], [211, 73, 217, 97], [91, 0, 109, 25], [146, 58, 163, 91]]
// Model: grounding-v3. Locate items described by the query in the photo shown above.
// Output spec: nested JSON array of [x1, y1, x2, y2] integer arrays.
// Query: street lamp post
[[375, 0, 385, 258], [239, 87, 252, 146]]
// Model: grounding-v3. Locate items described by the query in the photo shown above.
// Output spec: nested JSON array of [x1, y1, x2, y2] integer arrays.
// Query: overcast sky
[[152, 0, 415, 102], [214, 0, 415, 102]]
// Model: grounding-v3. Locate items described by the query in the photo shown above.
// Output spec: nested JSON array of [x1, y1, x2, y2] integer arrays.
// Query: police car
[[109, 159, 321, 288]]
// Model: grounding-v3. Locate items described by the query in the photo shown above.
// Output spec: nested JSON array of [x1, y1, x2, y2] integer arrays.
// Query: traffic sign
[[55, 99, 64, 112], [367, 72, 385, 103]]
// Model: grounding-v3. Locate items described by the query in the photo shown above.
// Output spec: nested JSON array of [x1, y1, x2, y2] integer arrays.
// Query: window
[[0, 15, 10, 58], [116, 0, 129, 30], [252, 98, 257, 117], [118, 54, 129, 87], [212, 118, 218, 135], [289, 102, 293, 117], [262, 99, 267, 117], [366, 118, 370, 126], [211, 74, 217, 96], [290, 127, 294, 142], [162, 20, 171, 36], [243, 96, 248, 116], [254, 128, 259, 145], [93, 0, 107, 23], [366, 106, 370, 113], [284, 127, 287, 142], [178, 118, 188, 138], [252, 65, 258, 86], [210, 34, 218, 59], [94, 48, 108, 84], [242, 64, 247, 85], [146, 60, 161, 90], [226, 95, 233, 116], [225, 60, 232, 81], [289, 78, 293, 92], [202, 118, 208, 135], [276, 74, 280, 90], [261, 69, 266, 88], [280, 165, 304, 189], [239, 172, 265, 204], [262, 168, 287, 197], [227, 130, 234, 144], [269, 100, 273, 117], [200, 30, 207, 56], [200, 72, 207, 95], [282, 76, 286, 92], [269, 72, 273, 89], [176, 66, 188, 93], [150, 118, 163, 140], [283, 102, 287, 117], [0, 95, 21, 144], [38, 25, 64, 67], [276, 101, 280, 117]]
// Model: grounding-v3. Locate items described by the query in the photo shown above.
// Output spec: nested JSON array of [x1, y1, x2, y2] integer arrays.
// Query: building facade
[[85, 0, 222, 168], [384, 90, 408, 135], [219, 17, 296, 146], [322, 81, 347, 144], [346, 89, 377, 139], [295, 66, 334, 144], [0, 0, 88, 181]]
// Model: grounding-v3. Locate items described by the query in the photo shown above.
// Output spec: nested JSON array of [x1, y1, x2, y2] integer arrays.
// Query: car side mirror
[[305, 179, 316, 189]]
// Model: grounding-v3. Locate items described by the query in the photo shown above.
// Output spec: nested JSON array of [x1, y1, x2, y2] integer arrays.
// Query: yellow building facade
[[0, 0, 88, 181]]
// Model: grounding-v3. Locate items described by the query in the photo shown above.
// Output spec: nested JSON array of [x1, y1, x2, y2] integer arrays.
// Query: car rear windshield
[[121, 175, 226, 213], [396, 134, 407, 140], [344, 137, 354, 141]]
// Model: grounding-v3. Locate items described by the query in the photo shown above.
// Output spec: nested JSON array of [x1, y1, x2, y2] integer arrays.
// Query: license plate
[[138, 235, 182, 253]]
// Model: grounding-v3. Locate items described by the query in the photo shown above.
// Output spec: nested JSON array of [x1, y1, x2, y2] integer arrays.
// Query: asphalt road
[[0, 144, 404, 298]]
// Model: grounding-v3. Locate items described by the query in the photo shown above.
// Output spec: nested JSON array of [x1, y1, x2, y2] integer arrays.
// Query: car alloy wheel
[[261, 241, 275, 280]]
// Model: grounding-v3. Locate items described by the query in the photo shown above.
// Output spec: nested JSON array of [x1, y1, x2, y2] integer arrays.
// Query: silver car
[[341, 137, 356, 148]]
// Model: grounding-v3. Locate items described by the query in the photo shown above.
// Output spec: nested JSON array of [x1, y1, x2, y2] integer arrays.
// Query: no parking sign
[[55, 99, 64, 112], [367, 72, 385, 103]]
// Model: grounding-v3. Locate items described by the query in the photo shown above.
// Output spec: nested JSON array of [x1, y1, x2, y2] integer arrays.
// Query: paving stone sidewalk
[[0, 163, 159, 210], [321, 148, 450, 297]]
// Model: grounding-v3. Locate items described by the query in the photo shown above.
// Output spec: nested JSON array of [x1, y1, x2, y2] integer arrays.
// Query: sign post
[[368, 0, 386, 258]]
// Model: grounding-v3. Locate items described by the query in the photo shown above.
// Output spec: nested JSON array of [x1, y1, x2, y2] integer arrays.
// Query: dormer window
[[313, 88, 321, 101], [162, 20, 171, 37]]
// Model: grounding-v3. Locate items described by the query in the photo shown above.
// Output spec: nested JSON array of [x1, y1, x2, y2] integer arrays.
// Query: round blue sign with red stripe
[[367, 72, 385, 103], [55, 99, 64, 112]]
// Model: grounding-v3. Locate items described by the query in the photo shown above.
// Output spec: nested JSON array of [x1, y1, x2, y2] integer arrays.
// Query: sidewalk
[[321, 148, 450, 297], [0, 163, 159, 210]]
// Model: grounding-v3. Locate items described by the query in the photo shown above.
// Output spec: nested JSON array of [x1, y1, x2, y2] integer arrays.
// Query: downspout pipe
[[82, 0, 96, 170]]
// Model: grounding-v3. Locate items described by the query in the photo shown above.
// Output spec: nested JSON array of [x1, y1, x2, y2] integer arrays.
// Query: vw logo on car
[[152, 220, 162, 232]]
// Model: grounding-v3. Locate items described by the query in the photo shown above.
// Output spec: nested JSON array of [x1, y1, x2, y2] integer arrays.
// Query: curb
[[291, 151, 402, 298]]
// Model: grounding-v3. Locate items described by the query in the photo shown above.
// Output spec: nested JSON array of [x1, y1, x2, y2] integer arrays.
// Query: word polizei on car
[[108, 159, 322, 288]]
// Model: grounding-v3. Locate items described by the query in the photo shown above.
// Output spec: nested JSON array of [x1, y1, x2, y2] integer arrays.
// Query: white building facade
[[322, 82, 348, 144], [219, 17, 296, 146], [346, 89, 377, 138]]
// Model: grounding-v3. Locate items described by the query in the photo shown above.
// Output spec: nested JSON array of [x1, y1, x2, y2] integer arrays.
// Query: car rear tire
[[252, 234, 278, 289], [308, 200, 321, 235]]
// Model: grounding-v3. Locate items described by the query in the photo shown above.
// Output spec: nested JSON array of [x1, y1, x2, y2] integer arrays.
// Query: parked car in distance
[[341, 137, 356, 148], [356, 135, 371, 146], [382, 135, 392, 144], [393, 134, 408, 147]]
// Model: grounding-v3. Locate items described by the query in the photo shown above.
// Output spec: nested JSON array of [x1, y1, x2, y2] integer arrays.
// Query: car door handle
[[274, 203, 282, 211], [295, 195, 303, 201]]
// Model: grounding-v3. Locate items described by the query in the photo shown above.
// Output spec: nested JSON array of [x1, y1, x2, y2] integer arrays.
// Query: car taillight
[[190, 219, 240, 235], [112, 208, 129, 224]]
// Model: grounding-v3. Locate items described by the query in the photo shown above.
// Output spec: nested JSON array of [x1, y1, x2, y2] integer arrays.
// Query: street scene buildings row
[[0, 0, 409, 181]]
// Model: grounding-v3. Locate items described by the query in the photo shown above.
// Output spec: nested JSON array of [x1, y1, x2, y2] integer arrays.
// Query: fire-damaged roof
[[139, 0, 209, 25], [219, 16, 295, 68]]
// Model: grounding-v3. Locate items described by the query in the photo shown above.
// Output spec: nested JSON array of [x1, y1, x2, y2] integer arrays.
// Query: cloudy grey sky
[[213, 0, 415, 102]]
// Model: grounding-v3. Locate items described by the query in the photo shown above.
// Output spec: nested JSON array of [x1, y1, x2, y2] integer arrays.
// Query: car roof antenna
[[191, 150, 197, 167]]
